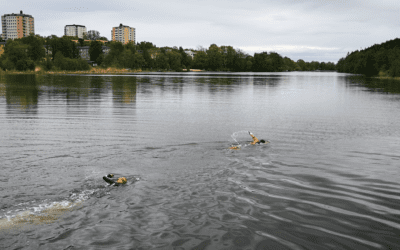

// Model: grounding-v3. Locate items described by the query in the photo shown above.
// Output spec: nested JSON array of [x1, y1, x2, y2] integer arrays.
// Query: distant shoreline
[[0, 67, 208, 75], [6, 69, 399, 78]]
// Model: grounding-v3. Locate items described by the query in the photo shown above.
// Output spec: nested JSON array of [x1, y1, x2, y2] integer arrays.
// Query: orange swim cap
[[116, 177, 127, 184]]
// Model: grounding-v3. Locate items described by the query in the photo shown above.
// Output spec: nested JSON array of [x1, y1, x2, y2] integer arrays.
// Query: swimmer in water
[[229, 145, 241, 150], [229, 131, 268, 150], [103, 174, 127, 186], [249, 131, 267, 145]]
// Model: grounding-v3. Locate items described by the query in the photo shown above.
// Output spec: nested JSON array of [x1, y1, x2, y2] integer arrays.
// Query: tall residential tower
[[64, 24, 87, 39], [1, 10, 34, 40], [111, 24, 135, 44]]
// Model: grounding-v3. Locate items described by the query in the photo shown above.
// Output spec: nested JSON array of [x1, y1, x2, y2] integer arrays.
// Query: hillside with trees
[[336, 38, 400, 77]]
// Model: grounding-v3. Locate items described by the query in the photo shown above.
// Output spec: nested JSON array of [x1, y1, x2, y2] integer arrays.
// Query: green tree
[[133, 53, 145, 69], [336, 57, 345, 72], [53, 51, 89, 70], [269, 52, 284, 71], [336, 38, 400, 76], [283, 57, 297, 71], [167, 50, 182, 71], [20, 34, 45, 62], [253, 52, 269, 72], [109, 41, 124, 55], [207, 44, 223, 70], [193, 51, 208, 69], [43, 55, 53, 70], [221, 46, 236, 70], [125, 42, 137, 54], [155, 53, 169, 69], [296, 59, 307, 71], [389, 59, 400, 77], [138, 41, 156, 50], [102, 41, 124, 67], [0, 58, 15, 70], [16, 59, 35, 71], [363, 53, 379, 76], [53, 51, 65, 69], [325, 62, 336, 70], [245, 56, 253, 71], [142, 49, 154, 69], [89, 40, 104, 64], [96, 54, 104, 66], [0, 39, 33, 71], [48, 36, 79, 60], [179, 47, 192, 70], [230, 49, 247, 72], [119, 49, 135, 68], [78, 38, 85, 47]]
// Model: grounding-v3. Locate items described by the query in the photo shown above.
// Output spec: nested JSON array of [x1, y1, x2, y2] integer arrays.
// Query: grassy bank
[[0, 67, 205, 75], [375, 71, 400, 81], [46, 67, 142, 75], [375, 76, 400, 80], [0, 67, 142, 75]]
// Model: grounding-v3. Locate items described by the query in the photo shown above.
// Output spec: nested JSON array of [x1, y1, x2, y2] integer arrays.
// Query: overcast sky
[[3, 0, 399, 62]]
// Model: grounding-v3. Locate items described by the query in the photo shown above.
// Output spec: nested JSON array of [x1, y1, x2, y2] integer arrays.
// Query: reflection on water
[[5, 75, 38, 114], [0, 72, 400, 249], [112, 76, 137, 104], [345, 75, 400, 94]]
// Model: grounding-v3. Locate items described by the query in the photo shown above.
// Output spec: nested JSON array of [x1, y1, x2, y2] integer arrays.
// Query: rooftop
[[65, 24, 86, 28], [2, 10, 33, 18], [114, 23, 134, 28]]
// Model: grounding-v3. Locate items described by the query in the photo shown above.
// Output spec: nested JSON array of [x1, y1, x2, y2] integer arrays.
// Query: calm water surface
[[0, 72, 399, 249]]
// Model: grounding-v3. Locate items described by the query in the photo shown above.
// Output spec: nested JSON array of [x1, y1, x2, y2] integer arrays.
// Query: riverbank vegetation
[[337, 38, 400, 77], [0, 34, 336, 73]]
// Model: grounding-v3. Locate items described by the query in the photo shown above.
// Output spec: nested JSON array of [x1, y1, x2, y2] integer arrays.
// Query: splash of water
[[231, 130, 250, 144], [0, 200, 83, 232], [83, 167, 104, 181], [0, 168, 108, 232]]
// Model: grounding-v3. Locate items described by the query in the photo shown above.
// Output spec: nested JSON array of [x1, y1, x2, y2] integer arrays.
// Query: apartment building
[[1, 11, 34, 40], [111, 24, 135, 44], [77, 46, 110, 60], [64, 24, 87, 39]]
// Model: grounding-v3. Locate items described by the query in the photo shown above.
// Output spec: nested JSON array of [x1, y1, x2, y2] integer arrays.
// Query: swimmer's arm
[[249, 134, 259, 145], [103, 176, 119, 186]]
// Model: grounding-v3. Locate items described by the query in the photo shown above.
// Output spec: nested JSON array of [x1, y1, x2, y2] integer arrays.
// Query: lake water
[[0, 72, 399, 250]]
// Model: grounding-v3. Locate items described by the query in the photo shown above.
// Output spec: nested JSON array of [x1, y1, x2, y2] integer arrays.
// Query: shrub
[[389, 60, 400, 77], [1, 58, 15, 70], [53, 51, 89, 70]]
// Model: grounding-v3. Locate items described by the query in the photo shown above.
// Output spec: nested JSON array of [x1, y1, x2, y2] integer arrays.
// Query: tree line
[[0, 34, 336, 72], [0, 35, 90, 71], [336, 38, 400, 77], [191, 45, 335, 72]]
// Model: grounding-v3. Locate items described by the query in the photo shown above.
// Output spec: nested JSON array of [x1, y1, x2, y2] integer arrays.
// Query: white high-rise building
[[64, 24, 87, 39]]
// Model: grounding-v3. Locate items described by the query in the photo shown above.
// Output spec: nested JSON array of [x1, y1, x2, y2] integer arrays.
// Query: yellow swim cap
[[116, 177, 127, 184]]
